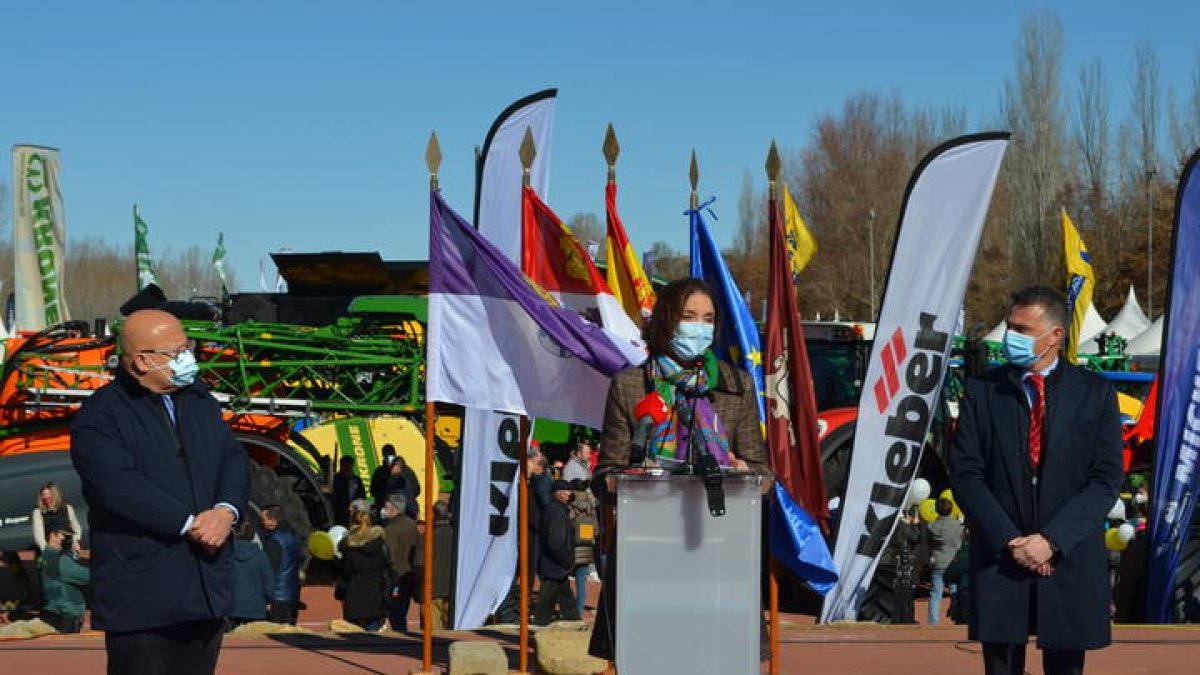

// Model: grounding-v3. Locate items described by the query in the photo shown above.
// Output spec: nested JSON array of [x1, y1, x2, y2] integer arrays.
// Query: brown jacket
[[594, 361, 771, 478]]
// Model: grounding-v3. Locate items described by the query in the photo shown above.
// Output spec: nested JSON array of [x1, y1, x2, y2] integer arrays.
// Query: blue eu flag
[[688, 200, 766, 425]]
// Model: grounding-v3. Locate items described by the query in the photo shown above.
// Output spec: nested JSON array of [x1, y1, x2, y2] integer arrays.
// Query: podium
[[614, 472, 764, 675]]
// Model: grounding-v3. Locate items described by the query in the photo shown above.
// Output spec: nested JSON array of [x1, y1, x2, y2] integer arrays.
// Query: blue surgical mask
[[164, 350, 200, 387], [1002, 329, 1050, 368], [671, 322, 714, 362]]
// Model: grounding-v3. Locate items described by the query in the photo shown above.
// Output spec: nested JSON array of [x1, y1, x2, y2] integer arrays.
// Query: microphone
[[629, 392, 669, 466]]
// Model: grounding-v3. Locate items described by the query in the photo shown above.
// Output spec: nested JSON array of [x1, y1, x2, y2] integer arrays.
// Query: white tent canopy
[[1079, 302, 1108, 345], [1078, 286, 1151, 354], [1127, 315, 1164, 357]]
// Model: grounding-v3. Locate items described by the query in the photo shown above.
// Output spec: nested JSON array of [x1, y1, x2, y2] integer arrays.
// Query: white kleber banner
[[821, 134, 1008, 623], [474, 89, 556, 263], [453, 408, 522, 629], [12, 145, 71, 331]]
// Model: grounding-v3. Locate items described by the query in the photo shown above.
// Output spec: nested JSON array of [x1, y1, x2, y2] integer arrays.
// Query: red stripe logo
[[873, 327, 907, 413]]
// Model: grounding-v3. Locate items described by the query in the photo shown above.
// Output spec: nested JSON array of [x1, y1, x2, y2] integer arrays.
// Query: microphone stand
[[681, 395, 725, 517]]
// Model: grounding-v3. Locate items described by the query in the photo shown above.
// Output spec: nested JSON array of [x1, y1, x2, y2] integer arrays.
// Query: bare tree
[[644, 241, 689, 282], [1131, 42, 1162, 315], [1001, 12, 1068, 283], [1167, 50, 1200, 172], [730, 170, 768, 306]]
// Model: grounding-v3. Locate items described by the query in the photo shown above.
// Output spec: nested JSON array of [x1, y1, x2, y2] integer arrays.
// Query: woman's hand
[[727, 453, 749, 472]]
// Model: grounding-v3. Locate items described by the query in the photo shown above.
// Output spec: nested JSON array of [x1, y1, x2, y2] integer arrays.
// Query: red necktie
[[1028, 373, 1045, 468]]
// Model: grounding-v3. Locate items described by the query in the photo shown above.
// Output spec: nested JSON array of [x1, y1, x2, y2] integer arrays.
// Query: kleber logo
[[856, 312, 949, 558], [873, 328, 909, 413]]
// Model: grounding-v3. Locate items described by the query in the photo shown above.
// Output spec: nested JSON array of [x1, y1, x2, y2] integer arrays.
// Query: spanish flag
[[1062, 208, 1095, 357], [782, 184, 816, 278], [604, 182, 655, 323]]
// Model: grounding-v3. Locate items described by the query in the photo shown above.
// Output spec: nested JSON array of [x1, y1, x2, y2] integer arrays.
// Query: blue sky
[[2, 2, 1197, 292]]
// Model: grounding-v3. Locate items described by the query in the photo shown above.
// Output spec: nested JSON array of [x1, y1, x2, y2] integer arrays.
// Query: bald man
[[71, 310, 249, 675]]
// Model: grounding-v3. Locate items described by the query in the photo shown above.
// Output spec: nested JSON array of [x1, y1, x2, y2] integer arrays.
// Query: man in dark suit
[[71, 309, 249, 675], [952, 287, 1123, 675]]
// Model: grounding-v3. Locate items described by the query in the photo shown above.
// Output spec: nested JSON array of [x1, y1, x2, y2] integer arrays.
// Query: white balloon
[[909, 479, 931, 506], [1107, 498, 1126, 521], [328, 525, 349, 558], [1118, 522, 1135, 544]]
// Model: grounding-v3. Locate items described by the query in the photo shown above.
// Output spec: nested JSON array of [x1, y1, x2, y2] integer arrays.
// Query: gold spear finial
[[519, 127, 536, 188], [426, 131, 442, 190], [689, 150, 700, 209], [766, 140, 781, 200], [603, 123, 620, 184]]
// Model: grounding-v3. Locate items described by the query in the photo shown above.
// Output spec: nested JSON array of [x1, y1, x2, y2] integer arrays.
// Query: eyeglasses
[[138, 339, 196, 359]]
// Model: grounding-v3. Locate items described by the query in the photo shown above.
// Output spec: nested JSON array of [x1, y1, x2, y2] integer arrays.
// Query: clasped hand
[[187, 508, 234, 555], [1008, 534, 1055, 577]]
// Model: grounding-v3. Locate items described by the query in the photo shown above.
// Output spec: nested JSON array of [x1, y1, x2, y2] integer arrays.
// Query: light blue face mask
[[163, 350, 200, 387], [671, 321, 714, 362], [1002, 329, 1050, 368]]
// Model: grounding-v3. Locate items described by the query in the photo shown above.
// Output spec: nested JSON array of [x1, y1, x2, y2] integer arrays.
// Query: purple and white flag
[[427, 191, 640, 429]]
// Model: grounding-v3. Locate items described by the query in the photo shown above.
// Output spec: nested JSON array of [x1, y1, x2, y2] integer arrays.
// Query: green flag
[[213, 232, 229, 297], [134, 205, 161, 290]]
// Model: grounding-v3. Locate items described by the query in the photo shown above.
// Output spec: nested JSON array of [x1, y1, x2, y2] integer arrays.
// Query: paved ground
[[2, 581, 1198, 673]]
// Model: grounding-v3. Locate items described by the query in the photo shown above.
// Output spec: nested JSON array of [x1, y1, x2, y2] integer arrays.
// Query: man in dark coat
[[260, 505, 303, 624], [332, 455, 366, 526], [71, 309, 249, 675], [952, 287, 1123, 675], [533, 480, 580, 625]]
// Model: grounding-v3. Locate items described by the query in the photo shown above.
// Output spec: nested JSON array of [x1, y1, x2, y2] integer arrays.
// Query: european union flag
[[688, 199, 766, 425]]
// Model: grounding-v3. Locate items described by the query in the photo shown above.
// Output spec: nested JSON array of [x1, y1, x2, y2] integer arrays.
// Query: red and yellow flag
[[604, 183, 655, 322]]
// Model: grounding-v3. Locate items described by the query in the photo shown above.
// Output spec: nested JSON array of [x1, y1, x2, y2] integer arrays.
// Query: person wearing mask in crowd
[[260, 505, 303, 625], [381, 494, 418, 632], [534, 480, 581, 625], [71, 309, 249, 675], [952, 287, 1123, 675], [569, 483, 598, 619], [562, 441, 594, 486], [31, 483, 83, 555], [369, 445, 397, 511], [39, 530, 88, 634], [416, 500, 455, 630], [228, 521, 273, 630], [338, 506, 391, 631], [332, 456, 366, 527], [387, 456, 421, 519], [587, 278, 771, 664], [926, 496, 964, 624], [493, 449, 552, 625]]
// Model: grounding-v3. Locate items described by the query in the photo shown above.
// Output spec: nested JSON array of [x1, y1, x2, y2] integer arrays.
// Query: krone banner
[[821, 134, 1008, 622], [12, 145, 71, 331]]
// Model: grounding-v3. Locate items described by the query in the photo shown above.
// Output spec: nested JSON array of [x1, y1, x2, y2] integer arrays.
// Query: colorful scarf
[[648, 352, 733, 466]]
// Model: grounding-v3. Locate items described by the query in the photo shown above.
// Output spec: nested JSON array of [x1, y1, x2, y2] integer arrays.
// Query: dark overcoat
[[951, 362, 1122, 650], [70, 369, 249, 632]]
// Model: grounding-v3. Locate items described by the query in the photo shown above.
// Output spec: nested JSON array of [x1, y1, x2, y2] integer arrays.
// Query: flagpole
[[689, 150, 700, 210], [516, 127, 536, 675], [765, 140, 782, 675], [415, 132, 442, 675]]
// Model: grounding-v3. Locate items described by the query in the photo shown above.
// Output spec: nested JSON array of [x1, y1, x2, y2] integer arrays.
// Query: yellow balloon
[[1104, 527, 1128, 552], [919, 498, 939, 523], [308, 531, 335, 561]]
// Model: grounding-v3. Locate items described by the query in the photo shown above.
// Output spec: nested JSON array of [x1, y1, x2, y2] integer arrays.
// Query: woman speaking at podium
[[588, 277, 770, 665]]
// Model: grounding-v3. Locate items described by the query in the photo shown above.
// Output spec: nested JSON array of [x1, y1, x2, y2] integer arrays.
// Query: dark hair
[[1009, 286, 1069, 330], [936, 497, 954, 517], [433, 500, 451, 524], [261, 505, 283, 522], [643, 278, 717, 358], [236, 521, 257, 542], [339, 455, 354, 466], [381, 444, 396, 457]]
